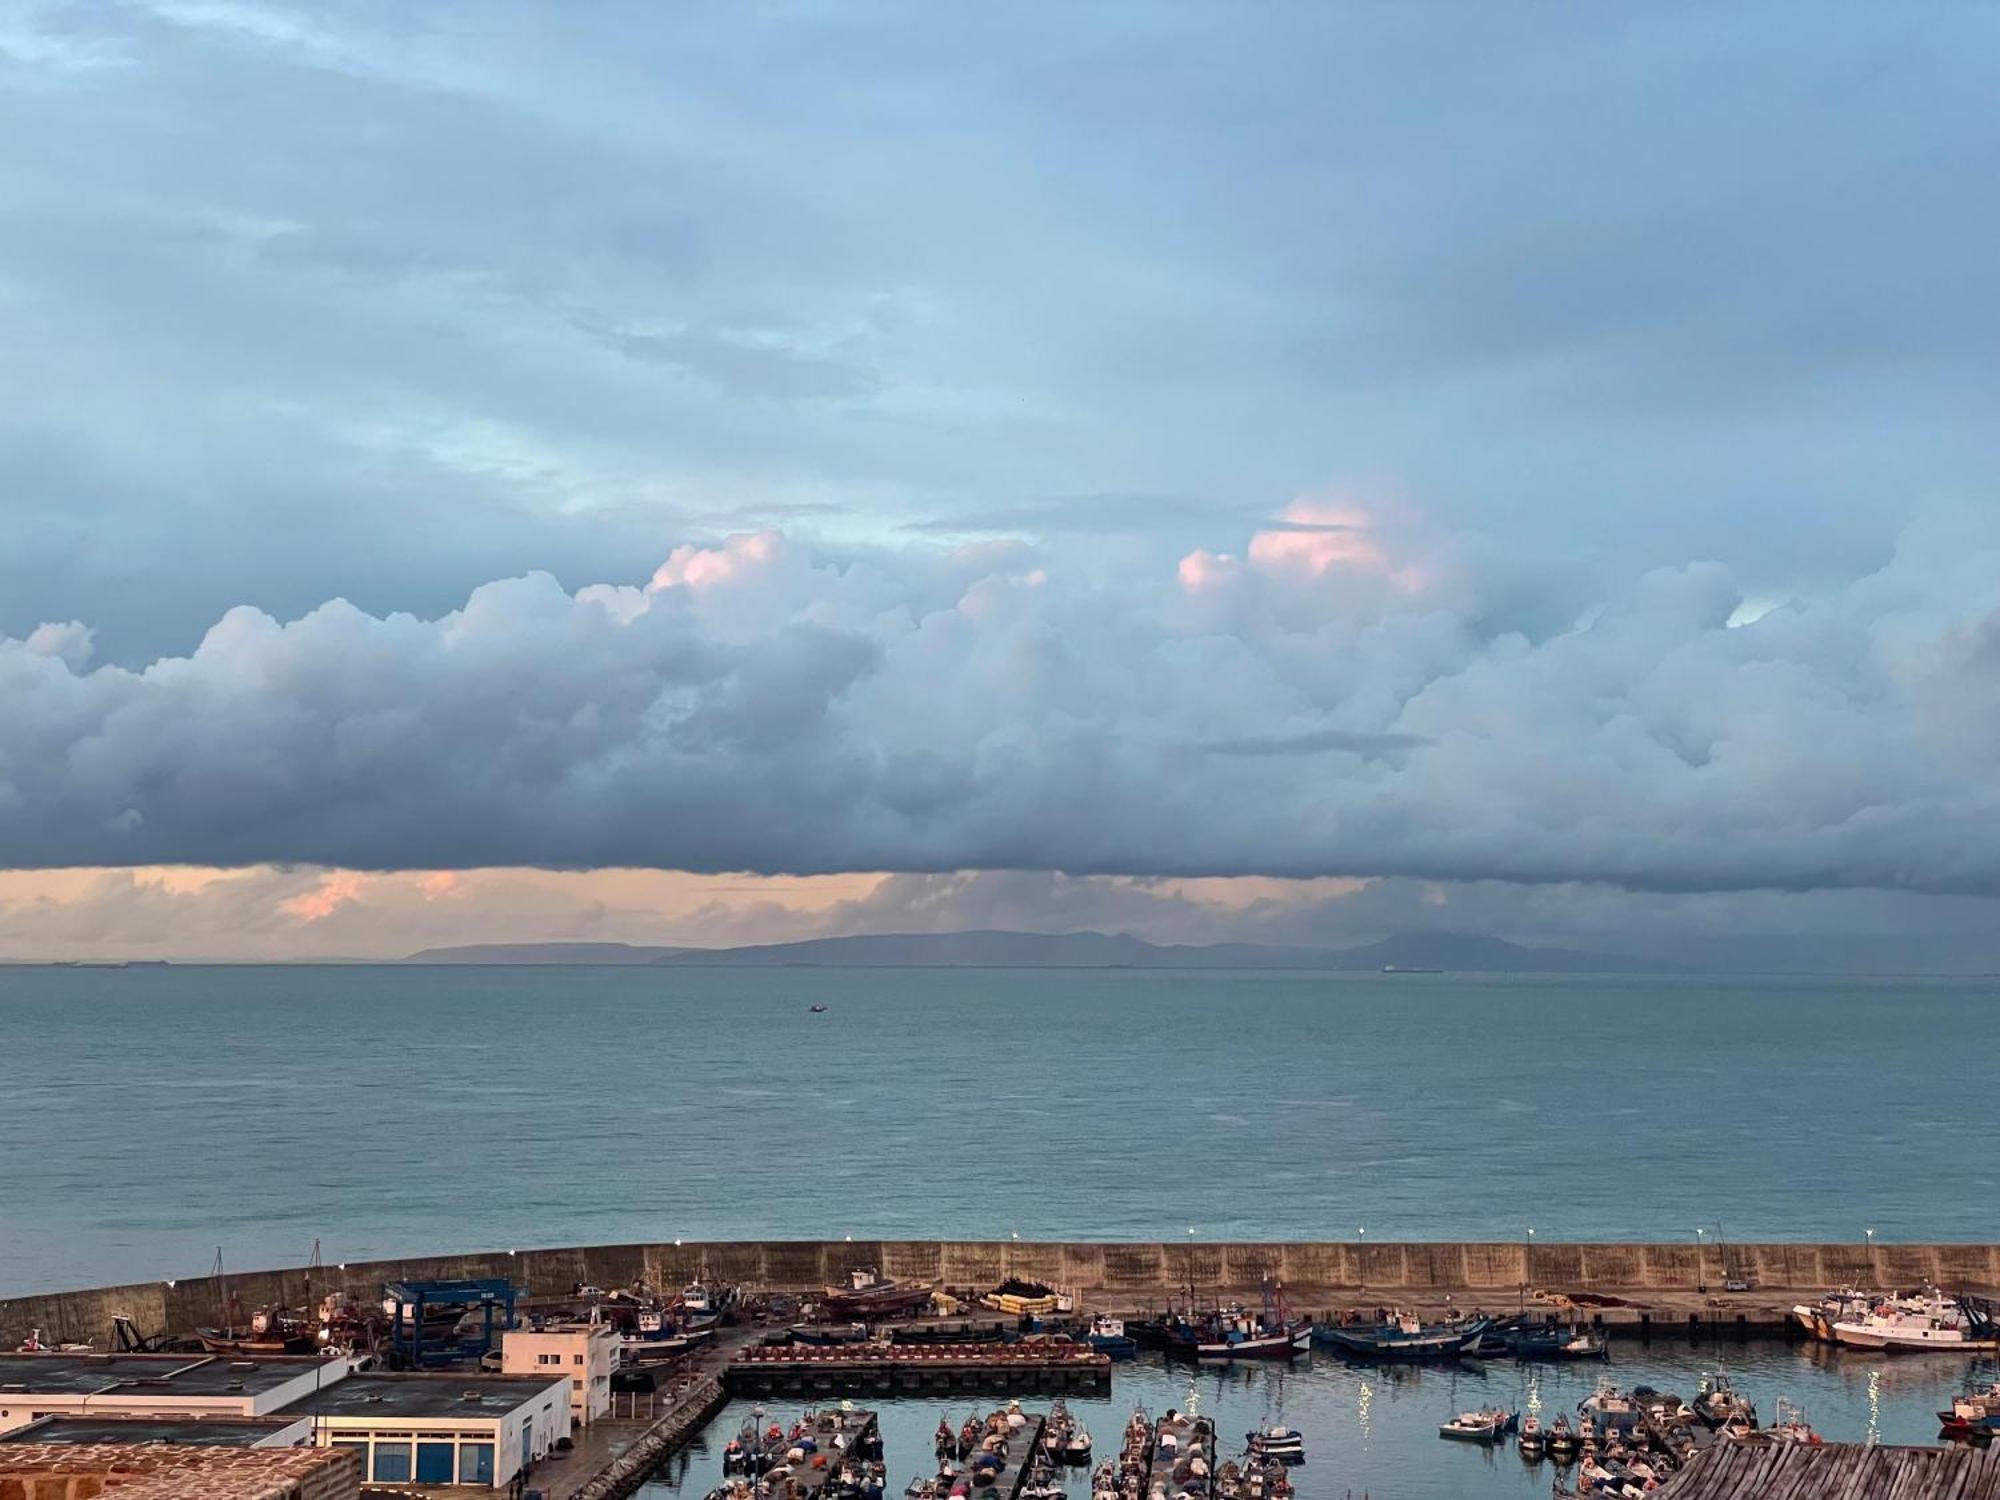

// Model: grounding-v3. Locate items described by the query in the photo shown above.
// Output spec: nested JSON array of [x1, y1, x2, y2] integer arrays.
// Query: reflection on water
[[640, 1343, 1978, 1500]]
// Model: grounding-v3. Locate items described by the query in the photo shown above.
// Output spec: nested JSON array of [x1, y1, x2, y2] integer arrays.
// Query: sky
[[2, 2, 1998, 962]]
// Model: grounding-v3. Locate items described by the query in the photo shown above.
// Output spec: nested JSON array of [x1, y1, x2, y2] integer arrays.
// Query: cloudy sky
[[2, 2, 1998, 962]]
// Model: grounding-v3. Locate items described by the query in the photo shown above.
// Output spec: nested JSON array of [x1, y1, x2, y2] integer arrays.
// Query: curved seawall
[[5, 1239, 2000, 1345]]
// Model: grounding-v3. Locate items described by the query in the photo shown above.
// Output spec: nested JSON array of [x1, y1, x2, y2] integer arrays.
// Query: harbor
[[8, 1243, 2000, 1498]]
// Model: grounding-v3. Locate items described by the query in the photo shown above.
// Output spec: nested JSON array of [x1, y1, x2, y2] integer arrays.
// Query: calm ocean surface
[[1, 965, 1996, 1294], [638, 1345, 1990, 1500]]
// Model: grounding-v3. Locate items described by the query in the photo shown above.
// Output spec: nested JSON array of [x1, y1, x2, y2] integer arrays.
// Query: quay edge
[[5, 1239, 1999, 1348]]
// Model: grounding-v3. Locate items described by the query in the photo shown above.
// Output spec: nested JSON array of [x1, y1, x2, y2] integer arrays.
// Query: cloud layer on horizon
[[5, 506, 1998, 894]]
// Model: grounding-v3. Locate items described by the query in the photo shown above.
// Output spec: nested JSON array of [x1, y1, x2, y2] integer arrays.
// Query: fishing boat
[[1791, 1287, 1876, 1343], [1578, 1383, 1642, 1432], [1831, 1286, 2000, 1351], [1763, 1397, 1823, 1445], [1243, 1425, 1304, 1463], [723, 1409, 786, 1477], [1545, 1415, 1577, 1458], [1938, 1380, 2000, 1438], [1084, 1315, 1137, 1360], [1041, 1401, 1093, 1465], [1438, 1409, 1517, 1443], [1512, 1325, 1609, 1361], [1167, 1310, 1312, 1361], [1692, 1373, 1756, 1430], [823, 1268, 934, 1319], [197, 1300, 317, 1356], [1313, 1310, 1492, 1361], [1162, 1280, 1311, 1360], [680, 1273, 738, 1321], [1517, 1412, 1545, 1458]]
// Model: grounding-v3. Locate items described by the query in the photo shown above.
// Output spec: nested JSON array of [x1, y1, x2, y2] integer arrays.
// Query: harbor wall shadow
[[5, 1240, 1997, 1346]]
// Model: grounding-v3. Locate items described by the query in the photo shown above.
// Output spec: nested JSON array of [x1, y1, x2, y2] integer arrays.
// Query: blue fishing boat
[[1313, 1311, 1491, 1361], [1085, 1315, 1138, 1360], [1513, 1325, 1609, 1361]]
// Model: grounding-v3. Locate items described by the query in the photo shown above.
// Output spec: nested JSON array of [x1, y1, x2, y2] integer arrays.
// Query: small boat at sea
[[1084, 1315, 1137, 1360], [1438, 1409, 1517, 1443], [1244, 1425, 1304, 1463], [823, 1267, 934, 1319], [1313, 1310, 1491, 1361]]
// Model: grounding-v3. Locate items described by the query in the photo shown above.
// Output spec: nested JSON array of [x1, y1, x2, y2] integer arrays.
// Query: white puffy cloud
[[2, 504, 1997, 894]]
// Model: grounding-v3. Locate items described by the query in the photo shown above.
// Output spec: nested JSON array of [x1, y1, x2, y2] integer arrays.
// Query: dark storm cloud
[[2, 2, 1998, 900], [3, 514, 1998, 893]]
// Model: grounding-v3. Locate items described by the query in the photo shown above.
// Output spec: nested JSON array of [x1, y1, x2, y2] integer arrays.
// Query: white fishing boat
[[1790, 1287, 1875, 1342], [1831, 1287, 2000, 1351], [1438, 1409, 1516, 1443], [1244, 1425, 1304, 1462]]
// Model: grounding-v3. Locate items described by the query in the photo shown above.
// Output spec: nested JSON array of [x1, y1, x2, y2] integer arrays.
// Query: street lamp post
[[1695, 1227, 1707, 1294]]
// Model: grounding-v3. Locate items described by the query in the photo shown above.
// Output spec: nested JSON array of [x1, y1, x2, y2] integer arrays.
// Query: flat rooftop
[[0, 1353, 331, 1397], [273, 1371, 563, 1420], [0, 1415, 303, 1446]]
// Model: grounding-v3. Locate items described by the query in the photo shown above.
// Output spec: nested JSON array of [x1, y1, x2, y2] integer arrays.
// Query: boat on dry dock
[[823, 1267, 935, 1319]]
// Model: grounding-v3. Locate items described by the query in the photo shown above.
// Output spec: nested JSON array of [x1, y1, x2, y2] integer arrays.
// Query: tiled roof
[[0, 1440, 358, 1499]]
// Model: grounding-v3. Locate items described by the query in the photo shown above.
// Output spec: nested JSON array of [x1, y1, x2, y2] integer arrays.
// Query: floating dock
[[1148, 1410, 1216, 1500], [726, 1342, 1111, 1396], [924, 1405, 1047, 1500]]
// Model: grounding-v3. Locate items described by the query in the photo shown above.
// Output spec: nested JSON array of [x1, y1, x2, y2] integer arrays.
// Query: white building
[[497, 1321, 617, 1429], [0, 1352, 361, 1436], [280, 1371, 569, 1489]]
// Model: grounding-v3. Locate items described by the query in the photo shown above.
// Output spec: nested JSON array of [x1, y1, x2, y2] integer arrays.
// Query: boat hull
[[1832, 1322, 1999, 1352], [197, 1329, 316, 1356], [823, 1285, 934, 1318], [1170, 1322, 1312, 1361], [1314, 1317, 1490, 1361]]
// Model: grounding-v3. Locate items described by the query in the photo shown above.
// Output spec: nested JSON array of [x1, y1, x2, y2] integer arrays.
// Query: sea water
[[2, 964, 1995, 1294]]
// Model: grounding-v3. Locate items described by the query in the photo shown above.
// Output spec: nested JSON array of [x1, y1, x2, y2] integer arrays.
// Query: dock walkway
[[932, 1405, 1046, 1500], [728, 1342, 1109, 1397]]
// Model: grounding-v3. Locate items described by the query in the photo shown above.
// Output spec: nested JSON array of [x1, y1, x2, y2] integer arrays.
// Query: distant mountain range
[[402, 929, 1674, 972]]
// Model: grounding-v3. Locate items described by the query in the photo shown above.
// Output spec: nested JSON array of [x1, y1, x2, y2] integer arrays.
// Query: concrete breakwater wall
[[6, 1240, 1999, 1345]]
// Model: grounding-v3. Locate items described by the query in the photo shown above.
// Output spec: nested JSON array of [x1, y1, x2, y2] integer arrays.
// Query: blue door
[[416, 1442, 455, 1483]]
